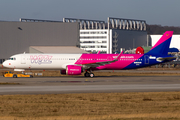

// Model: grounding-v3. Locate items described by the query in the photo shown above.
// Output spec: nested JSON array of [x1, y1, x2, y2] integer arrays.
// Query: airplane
[[2, 31, 176, 77]]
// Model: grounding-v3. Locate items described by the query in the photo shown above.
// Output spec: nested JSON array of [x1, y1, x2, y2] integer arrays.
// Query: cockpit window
[[8, 58, 16, 60]]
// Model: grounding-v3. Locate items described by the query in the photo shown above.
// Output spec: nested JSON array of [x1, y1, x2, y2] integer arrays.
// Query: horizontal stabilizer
[[156, 56, 176, 62]]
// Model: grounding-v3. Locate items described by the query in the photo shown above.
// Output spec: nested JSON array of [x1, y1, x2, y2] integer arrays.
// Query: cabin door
[[21, 55, 26, 64], [144, 55, 149, 64]]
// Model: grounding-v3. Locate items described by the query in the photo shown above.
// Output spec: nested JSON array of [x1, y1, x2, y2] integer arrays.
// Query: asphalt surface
[[0, 72, 180, 94]]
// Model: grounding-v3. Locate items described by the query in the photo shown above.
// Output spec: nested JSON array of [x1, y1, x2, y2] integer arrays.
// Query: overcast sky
[[0, 0, 179, 26]]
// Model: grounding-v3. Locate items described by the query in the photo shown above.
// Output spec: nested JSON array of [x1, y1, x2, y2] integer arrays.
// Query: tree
[[146, 24, 180, 34]]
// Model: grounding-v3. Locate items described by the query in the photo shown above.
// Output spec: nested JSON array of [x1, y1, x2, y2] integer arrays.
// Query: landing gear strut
[[84, 70, 94, 78]]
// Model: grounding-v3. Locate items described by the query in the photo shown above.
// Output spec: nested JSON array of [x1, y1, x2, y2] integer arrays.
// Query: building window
[[101, 46, 107, 48], [80, 36, 107, 39], [80, 32, 89, 34], [80, 41, 107, 43]]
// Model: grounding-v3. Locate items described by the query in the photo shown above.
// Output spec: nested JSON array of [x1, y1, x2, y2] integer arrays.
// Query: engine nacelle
[[61, 65, 82, 75], [67, 65, 82, 75]]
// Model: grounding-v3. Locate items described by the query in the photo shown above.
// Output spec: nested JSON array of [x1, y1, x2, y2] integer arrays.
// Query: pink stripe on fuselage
[[75, 53, 143, 70], [150, 31, 173, 50]]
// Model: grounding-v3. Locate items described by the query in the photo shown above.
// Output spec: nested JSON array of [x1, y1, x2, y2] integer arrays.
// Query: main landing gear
[[84, 70, 94, 78]]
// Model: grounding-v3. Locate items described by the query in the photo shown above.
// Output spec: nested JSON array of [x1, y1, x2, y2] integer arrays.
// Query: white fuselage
[[3, 53, 82, 70]]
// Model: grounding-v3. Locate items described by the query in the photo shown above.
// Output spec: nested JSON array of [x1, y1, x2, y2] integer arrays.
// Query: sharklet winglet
[[114, 51, 123, 61]]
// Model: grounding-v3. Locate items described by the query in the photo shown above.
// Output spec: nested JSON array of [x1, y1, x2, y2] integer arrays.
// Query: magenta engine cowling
[[67, 65, 82, 75], [61, 65, 82, 75]]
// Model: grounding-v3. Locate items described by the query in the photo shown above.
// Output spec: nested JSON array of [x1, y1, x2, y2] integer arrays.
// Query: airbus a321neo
[[2, 31, 176, 77]]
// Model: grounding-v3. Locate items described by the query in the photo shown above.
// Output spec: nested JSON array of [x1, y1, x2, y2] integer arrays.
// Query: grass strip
[[0, 92, 180, 119]]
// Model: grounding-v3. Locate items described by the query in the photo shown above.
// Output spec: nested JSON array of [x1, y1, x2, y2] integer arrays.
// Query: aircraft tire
[[30, 75, 33, 78], [90, 73, 94, 78], [84, 72, 90, 77]]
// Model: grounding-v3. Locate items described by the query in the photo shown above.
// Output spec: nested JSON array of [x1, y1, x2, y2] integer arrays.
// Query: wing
[[80, 51, 123, 69]]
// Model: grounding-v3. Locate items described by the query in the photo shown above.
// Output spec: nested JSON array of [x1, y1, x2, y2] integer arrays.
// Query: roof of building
[[29, 46, 88, 54]]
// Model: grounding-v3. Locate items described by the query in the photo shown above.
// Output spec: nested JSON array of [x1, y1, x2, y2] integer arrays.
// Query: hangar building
[[0, 19, 79, 63], [149, 34, 180, 51], [0, 17, 147, 63], [64, 17, 147, 54]]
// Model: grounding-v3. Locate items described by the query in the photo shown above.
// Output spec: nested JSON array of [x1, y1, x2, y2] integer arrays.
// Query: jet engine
[[60, 65, 83, 75]]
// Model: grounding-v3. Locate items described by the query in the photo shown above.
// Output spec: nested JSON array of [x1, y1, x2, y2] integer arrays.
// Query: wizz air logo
[[30, 55, 52, 64]]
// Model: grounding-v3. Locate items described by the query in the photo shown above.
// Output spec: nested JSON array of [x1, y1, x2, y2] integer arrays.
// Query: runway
[[0, 75, 180, 94]]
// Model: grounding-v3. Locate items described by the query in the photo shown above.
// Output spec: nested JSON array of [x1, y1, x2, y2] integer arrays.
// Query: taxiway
[[0, 75, 180, 94]]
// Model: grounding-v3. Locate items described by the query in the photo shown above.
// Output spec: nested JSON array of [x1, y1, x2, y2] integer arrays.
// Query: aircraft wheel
[[84, 72, 90, 77], [89, 73, 94, 78], [30, 75, 33, 78], [13, 74, 17, 78]]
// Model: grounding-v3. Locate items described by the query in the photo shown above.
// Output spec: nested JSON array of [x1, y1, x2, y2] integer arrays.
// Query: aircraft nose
[[2, 61, 9, 68]]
